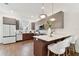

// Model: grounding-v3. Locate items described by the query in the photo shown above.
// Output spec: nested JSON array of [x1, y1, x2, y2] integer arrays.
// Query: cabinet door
[[34, 39, 47, 56], [3, 24, 9, 36], [3, 37, 16, 44], [17, 34, 22, 41], [9, 25, 16, 36], [34, 39, 41, 56]]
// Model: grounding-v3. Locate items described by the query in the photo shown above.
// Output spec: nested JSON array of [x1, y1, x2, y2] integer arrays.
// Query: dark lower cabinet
[[22, 33, 34, 40], [33, 36, 70, 56], [34, 39, 48, 56]]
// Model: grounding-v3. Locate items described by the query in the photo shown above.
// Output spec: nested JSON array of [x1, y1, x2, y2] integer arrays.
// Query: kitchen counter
[[33, 33, 71, 56], [33, 33, 71, 42]]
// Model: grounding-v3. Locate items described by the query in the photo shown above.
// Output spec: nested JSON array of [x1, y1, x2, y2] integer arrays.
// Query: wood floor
[[0, 40, 79, 56], [0, 40, 33, 56]]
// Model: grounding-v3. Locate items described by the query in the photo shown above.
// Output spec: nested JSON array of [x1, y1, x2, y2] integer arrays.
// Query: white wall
[[0, 4, 35, 43], [0, 5, 20, 43], [53, 3, 79, 35]]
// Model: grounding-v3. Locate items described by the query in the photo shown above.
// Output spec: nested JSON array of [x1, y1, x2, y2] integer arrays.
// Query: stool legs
[[48, 50, 50, 56], [48, 50, 65, 56], [72, 45, 75, 55], [71, 44, 75, 55]]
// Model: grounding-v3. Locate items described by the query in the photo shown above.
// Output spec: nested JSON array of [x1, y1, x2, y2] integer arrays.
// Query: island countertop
[[33, 33, 71, 42]]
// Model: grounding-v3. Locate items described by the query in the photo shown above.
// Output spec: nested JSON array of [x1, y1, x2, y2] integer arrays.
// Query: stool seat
[[48, 38, 71, 56], [48, 43, 65, 55]]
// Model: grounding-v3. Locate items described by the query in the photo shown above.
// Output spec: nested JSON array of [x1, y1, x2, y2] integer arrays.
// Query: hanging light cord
[[52, 3, 54, 14], [41, 3, 45, 14]]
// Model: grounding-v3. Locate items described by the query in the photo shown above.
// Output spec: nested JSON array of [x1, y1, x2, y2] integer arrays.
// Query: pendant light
[[39, 3, 47, 19]]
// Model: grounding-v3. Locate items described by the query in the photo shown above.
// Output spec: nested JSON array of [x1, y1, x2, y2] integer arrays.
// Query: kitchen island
[[33, 33, 71, 56]]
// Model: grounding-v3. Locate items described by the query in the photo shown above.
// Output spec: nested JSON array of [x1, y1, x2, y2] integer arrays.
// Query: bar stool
[[61, 36, 73, 56], [48, 38, 70, 56], [70, 35, 78, 55], [75, 37, 79, 53]]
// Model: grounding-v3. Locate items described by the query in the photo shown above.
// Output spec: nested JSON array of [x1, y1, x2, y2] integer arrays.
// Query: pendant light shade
[[39, 14, 47, 19], [39, 3, 47, 19], [50, 18, 56, 21]]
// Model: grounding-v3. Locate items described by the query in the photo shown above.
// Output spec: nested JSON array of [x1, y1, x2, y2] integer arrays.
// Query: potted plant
[[46, 18, 56, 37]]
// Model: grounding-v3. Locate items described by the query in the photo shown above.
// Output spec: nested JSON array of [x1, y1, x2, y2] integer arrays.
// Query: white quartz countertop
[[33, 33, 71, 42]]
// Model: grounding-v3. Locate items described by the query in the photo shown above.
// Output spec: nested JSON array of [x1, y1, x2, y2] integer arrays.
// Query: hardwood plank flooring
[[0, 40, 33, 56], [0, 40, 79, 56]]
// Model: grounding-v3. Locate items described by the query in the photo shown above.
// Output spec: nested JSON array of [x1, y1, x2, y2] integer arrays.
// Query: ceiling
[[0, 3, 53, 20]]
